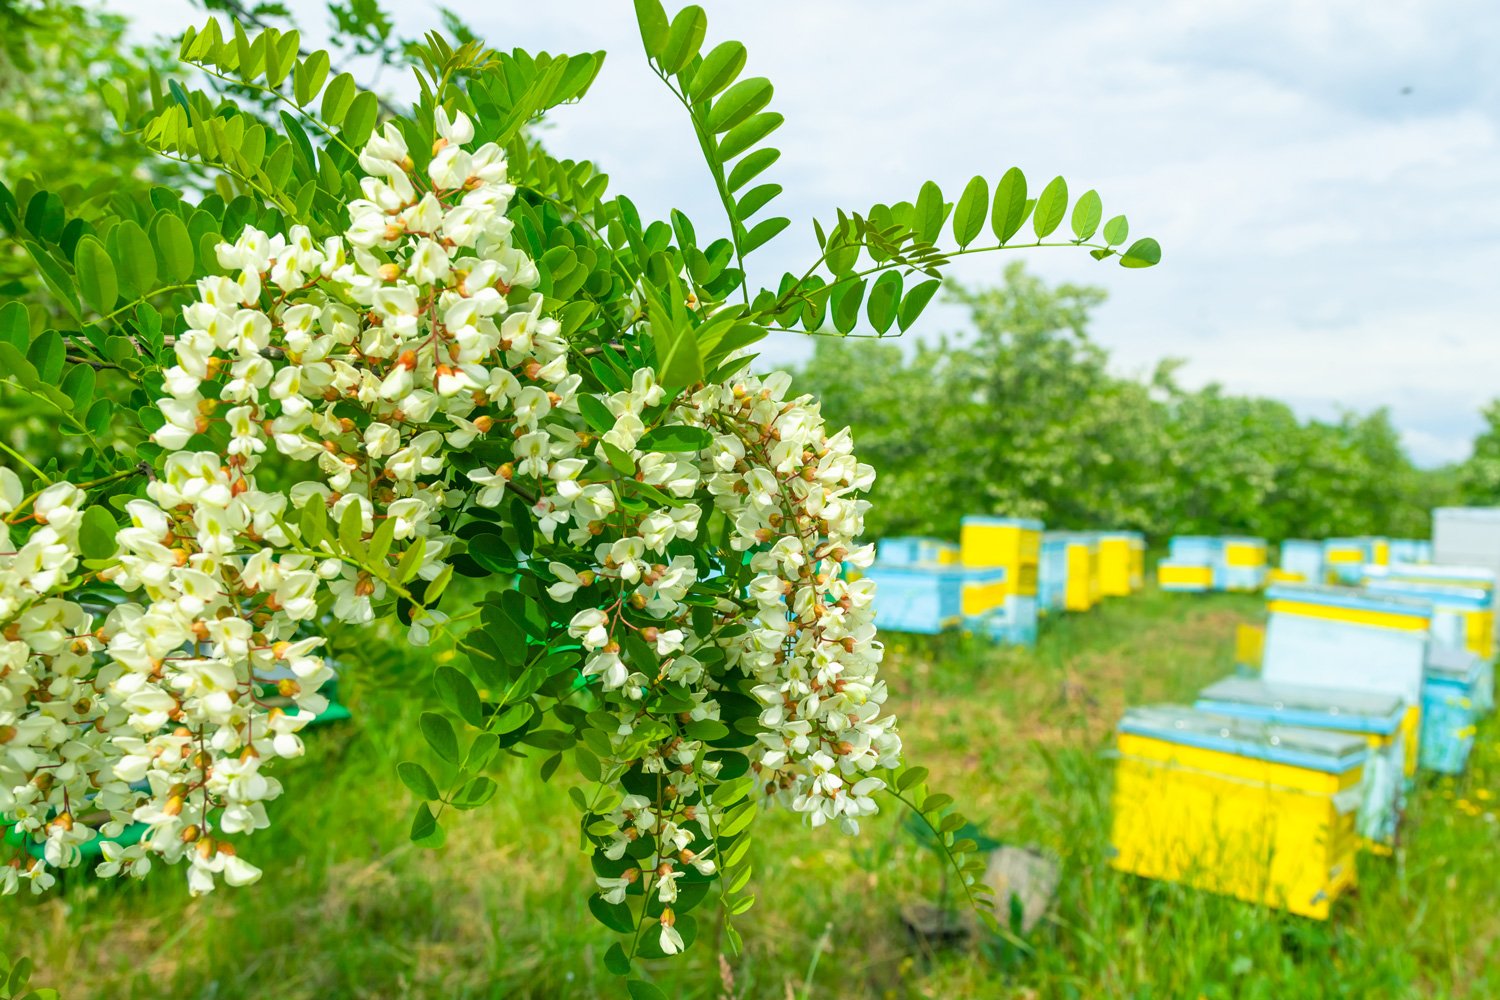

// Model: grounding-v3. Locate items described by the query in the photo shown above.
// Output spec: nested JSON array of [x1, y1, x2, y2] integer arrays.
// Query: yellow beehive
[[1064, 537, 1097, 611], [1111, 706, 1366, 920], [960, 516, 1042, 598], [1234, 624, 1265, 672], [1096, 532, 1145, 597], [1158, 562, 1214, 592]]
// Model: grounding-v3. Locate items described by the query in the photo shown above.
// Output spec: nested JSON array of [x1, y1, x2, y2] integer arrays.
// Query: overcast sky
[[117, 0, 1500, 465]]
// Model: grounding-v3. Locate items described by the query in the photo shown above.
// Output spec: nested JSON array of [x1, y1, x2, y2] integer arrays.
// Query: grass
[[3, 587, 1497, 999]]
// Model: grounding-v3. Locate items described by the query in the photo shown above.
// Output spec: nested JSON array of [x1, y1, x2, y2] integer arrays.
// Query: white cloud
[[117, 0, 1500, 465]]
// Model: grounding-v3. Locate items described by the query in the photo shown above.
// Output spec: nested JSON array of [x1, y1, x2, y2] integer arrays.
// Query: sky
[[115, 0, 1500, 465]]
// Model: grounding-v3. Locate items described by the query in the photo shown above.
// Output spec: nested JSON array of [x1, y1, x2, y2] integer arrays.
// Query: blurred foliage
[[800, 262, 1461, 541]]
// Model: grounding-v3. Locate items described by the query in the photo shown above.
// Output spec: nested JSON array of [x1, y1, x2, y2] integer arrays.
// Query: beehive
[[1097, 531, 1145, 597], [1388, 539, 1433, 565], [1433, 507, 1500, 582], [863, 565, 966, 634], [1321, 538, 1371, 584], [1234, 624, 1265, 674], [1195, 677, 1407, 854], [1261, 584, 1431, 781], [1279, 539, 1325, 584], [1220, 536, 1270, 592], [1110, 705, 1365, 920], [1420, 648, 1483, 774], [1158, 560, 1213, 592], [1363, 574, 1496, 664], [960, 516, 1042, 597], [1039, 534, 1068, 612], [1038, 532, 1098, 612], [875, 536, 961, 568]]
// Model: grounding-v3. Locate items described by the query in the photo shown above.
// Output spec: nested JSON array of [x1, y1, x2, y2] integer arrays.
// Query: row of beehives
[[1156, 534, 1436, 594], [1110, 558, 1495, 919], [863, 518, 1146, 646]]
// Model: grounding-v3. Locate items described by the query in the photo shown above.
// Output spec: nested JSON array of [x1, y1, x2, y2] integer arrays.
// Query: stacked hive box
[[1363, 572, 1496, 665], [1158, 536, 1219, 592], [1322, 537, 1388, 584], [1278, 539, 1326, 584], [1158, 535, 1269, 593], [1420, 647, 1483, 774], [1433, 507, 1500, 581], [1109, 705, 1366, 920], [1261, 583, 1431, 781], [1195, 677, 1407, 854], [1096, 531, 1146, 597], [1388, 538, 1433, 564], [1234, 623, 1265, 675], [1040, 531, 1100, 611], [876, 536, 960, 567], [960, 516, 1042, 644]]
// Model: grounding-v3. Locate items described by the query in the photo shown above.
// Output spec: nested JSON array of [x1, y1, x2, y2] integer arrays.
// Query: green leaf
[[914, 180, 946, 244], [420, 711, 459, 764], [23, 241, 79, 319], [590, 894, 636, 934], [151, 213, 195, 282], [952, 175, 989, 248], [661, 5, 707, 73], [26, 330, 64, 383], [338, 502, 365, 556], [896, 766, 928, 792], [578, 393, 616, 433], [492, 702, 535, 735], [726, 147, 778, 192], [719, 113, 781, 163], [990, 167, 1028, 243], [1032, 176, 1068, 239], [865, 270, 902, 335], [626, 980, 669, 1000], [293, 49, 331, 106], [830, 278, 866, 334], [0, 302, 29, 350], [74, 237, 117, 315], [603, 943, 632, 976], [397, 761, 441, 800], [1071, 189, 1102, 242], [638, 425, 712, 452], [691, 40, 746, 101], [741, 216, 787, 255], [652, 312, 703, 389], [706, 77, 772, 133], [60, 362, 95, 410], [321, 72, 356, 124], [633, 0, 670, 59], [78, 506, 117, 560], [1120, 237, 1161, 268], [114, 221, 157, 297], [410, 802, 446, 848], [1102, 214, 1130, 247], [451, 776, 497, 810], [435, 666, 483, 728], [897, 279, 941, 333], [341, 91, 380, 146]]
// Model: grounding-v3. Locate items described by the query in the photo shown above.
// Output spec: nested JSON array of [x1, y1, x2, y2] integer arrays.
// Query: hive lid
[[1118, 704, 1369, 773], [1425, 645, 1484, 684], [1266, 582, 1433, 616], [1195, 676, 1404, 734], [1383, 561, 1497, 587], [1364, 578, 1490, 609], [961, 515, 1045, 531]]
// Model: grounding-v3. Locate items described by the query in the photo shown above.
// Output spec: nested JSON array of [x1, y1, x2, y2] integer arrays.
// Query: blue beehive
[[1279, 539, 1325, 584], [863, 564, 966, 634], [1195, 675, 1407, 853], [876, 536, 960, 568], [1420, 647, 1482, 774], [1388, 539, 1432, 564], [1038, 533, 1071, 612], [1261, 584, 1431, 708]]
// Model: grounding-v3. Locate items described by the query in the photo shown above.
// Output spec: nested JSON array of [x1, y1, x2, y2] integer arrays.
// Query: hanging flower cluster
[[0, 109, 900, 931]]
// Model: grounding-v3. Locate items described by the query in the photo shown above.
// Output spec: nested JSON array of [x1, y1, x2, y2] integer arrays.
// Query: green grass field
[[4, 589, 1496, 999]]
